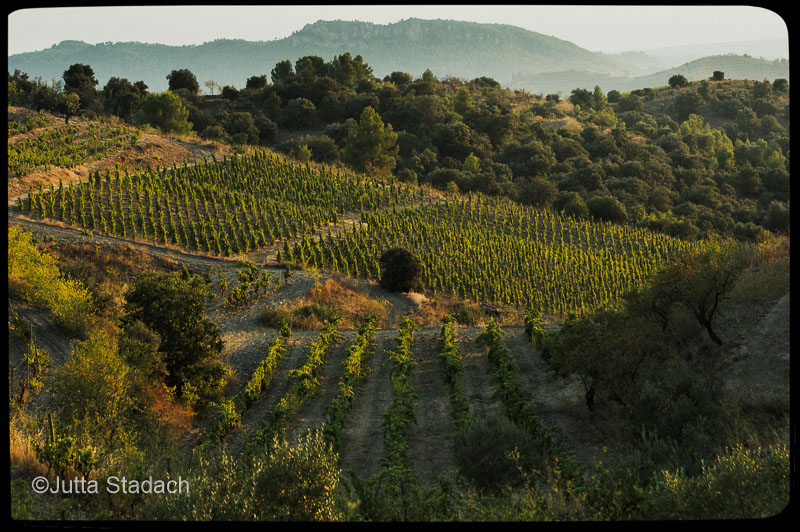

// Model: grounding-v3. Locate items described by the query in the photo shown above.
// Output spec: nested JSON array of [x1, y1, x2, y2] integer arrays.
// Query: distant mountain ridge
[[509, 54, 790, 95], [7, 18, 654, 91], [7, 18, 789, 94]]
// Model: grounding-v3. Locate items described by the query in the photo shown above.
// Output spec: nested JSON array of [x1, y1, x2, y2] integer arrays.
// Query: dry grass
[[145, 383, 196, 437], [9, 425, 48, 478], [261, 277, 390, 330], [729, 257, 790, 305]]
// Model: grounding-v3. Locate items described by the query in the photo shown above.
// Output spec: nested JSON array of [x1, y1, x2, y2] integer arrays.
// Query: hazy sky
[[7, 5, 789, 56]]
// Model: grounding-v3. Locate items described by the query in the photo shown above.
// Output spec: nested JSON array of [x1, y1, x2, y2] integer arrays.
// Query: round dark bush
[[378, 247, 423, 293]]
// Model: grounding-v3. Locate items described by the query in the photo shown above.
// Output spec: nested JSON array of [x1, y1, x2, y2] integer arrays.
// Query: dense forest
[[8, 53, 790, 243]]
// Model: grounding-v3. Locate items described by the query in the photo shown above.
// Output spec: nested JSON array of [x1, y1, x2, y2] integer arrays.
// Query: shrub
[[144, 429, 343, 521], [8, 226, 93, 335], [379, 247, 423, 293], [453, 415, 546, 493], [292, 302, 345, 329], [642, 443, 789, 519]]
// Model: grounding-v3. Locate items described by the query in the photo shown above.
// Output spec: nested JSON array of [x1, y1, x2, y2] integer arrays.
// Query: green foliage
[[166, 68, 200, 95], [453, 415, 546, 493], [134, 91, 193, 134], [34, 435, 97, 478], [322, 316, 377, 450], [256, 323, 342, 446], [146, 429, 343, 521], [378, 247, 423, 293], [8, 226, 93, 335], [523, 307, 545, 349], [124, 271, 225, 401], [642, 444, 789, 519], [51, 329, 140, 452], [341, 106, 399, 176]]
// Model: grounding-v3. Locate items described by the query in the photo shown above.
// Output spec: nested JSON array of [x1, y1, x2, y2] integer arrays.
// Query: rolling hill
[[8, 18, 659, 91], [509, 54, 790, 95]]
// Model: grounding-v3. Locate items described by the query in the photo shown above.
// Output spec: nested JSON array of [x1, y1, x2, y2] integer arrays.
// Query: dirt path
[[408, 332, 457, 489], [8, 300, 75, 368], [724, 292, 790, 395], [456, 327, 505, 422]]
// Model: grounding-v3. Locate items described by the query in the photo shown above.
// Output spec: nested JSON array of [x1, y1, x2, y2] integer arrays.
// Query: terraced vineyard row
[[8, 122, 140, 176], [18, 150, 700, 317]]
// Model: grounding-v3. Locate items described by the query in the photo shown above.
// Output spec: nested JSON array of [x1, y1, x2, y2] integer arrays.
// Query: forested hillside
[[10, 53, 788, 242]]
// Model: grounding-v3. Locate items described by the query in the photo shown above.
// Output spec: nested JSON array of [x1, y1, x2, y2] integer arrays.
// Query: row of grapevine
[[320, 316, 378, 451], [196, 336, 288, 451], [20, 149, 701, 317], [222, 262, 282, 309], [475, 320, 554, 446], [7, 111, 49, 137], [436, 317, 474, 431], [254, 322, 343, 448], [360, 315, 420, 521]]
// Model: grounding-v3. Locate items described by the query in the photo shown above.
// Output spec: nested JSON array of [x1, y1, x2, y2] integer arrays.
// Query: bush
[[258, 307, 293, 328], [453, 415, 546, 493], [450, 301, 483, 326], [123, 271, 225, 401], [643, 443, 789, 519], [144, 429, 343, 521], [586, 195, 627, 223], [292, 302, 345, 329], [378, 247, 423, 293], [8, 226, 93, 335]]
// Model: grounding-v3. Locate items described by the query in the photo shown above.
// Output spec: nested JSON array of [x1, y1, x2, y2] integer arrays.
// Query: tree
[[134, 91, 193, 134], [710, 71, 725, 81], [204, 80, 221, 95], [56, 92, 80, 123], [124, 271, 225, 400], [378, 247, 423, 293], [341, 106, 399, 176], [587, 195, 628, 223], [221, 85, 239, 101], [453, 87, 473, 114], [167, 69, 200, 95], [245, 75, 268, 91], [62, 63, 98, 109], [518, 176, 558, 208], [772, 78, 788, 93], [51, 329, 138, 449], [279, 97, 317, 129], [388, 71, 413, 86], [546, 309, 666, 412], [103, 77, 145, 120], [648, 246, 745, 345], [271, 60, 295, 84], [569, 87, 593, 109], [668, 74, 689, 89]]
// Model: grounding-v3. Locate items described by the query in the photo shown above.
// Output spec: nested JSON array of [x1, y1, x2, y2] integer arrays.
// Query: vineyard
[[7, 105, 791, 520], [16, 149, 700, 318], [8, 121, 140, 177]]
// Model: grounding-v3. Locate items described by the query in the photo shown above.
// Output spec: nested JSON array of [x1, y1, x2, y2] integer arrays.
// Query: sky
[[7, 5, 789, 57]]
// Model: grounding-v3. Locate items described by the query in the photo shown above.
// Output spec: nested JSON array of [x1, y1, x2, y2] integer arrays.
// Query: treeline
[[8, 52, 789, 242]]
